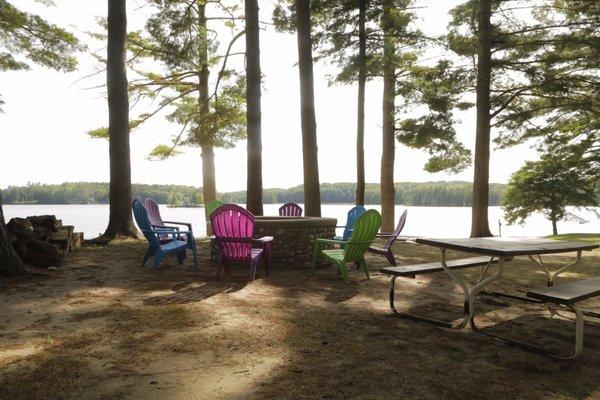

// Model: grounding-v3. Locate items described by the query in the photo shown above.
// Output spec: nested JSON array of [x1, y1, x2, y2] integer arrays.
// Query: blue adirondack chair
[[335, 205, 367, 243], [132, 199, 199, 269]]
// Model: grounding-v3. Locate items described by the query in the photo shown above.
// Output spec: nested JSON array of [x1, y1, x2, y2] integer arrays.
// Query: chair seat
[[223, 247, 263, 262], [162, 239, 188, 252], [369, 246, 386, 253], [251, 248, 263, 260], [322, 249, 345, 262]]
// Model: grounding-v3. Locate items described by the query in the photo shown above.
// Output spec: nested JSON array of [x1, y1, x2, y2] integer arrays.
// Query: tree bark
[[380, 0, 395, 232], [0, 194, 27, 276], [245, 0, 264, 216], [551, 215, 558, 236], [470, 0, 493, 238], [198, 2, 218, 232], [201, 145, 217, 232], [295, 0, 321, 217], [102, 0, 138, 241], [355, 0, 367, 206]]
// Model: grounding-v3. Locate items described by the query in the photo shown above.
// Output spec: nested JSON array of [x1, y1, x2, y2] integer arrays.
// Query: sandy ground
[[1, 237, 600, 400]]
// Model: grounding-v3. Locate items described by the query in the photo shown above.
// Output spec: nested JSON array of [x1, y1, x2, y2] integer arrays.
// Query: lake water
[[3, 204, 599, 239]]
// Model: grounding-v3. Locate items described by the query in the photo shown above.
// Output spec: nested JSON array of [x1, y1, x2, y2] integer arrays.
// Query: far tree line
[[1, 0, 599, 275], [1, 182, 506, 207]]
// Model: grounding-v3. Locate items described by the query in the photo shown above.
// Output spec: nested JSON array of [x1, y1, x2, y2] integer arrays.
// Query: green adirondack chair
[[311, 209, 382, 281], [206, 200, 225, 217], [206, 200, 225, 259]]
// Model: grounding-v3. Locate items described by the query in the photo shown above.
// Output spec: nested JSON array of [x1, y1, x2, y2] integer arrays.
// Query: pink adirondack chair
[[144, 198, 192, 242], [210, 204, 273, 281], [278, 202, 303, 217], [367, 209, 408, 266]]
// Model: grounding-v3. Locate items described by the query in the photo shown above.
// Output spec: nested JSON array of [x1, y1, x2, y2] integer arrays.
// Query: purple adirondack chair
[[144, 198, 192, 241], [210, 204, 273, 281], [278, 202, 303, 217], [367, 209, 408, 266]]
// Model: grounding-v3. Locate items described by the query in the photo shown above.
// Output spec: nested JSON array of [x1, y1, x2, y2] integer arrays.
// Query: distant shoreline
[[1, 181, 507, 207]]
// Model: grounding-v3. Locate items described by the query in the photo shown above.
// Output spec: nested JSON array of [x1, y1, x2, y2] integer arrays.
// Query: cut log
[[72, 232, 84, 249], [24, 240, 62, 267], [27, 215, 61, 232], [49, 226, 74, 253]]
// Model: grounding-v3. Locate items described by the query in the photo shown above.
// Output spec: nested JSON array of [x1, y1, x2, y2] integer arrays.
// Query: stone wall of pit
[[254, 217, 337, 268]]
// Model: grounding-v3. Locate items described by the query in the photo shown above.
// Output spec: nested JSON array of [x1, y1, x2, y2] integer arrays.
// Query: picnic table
[[382, 236, 600, 358]]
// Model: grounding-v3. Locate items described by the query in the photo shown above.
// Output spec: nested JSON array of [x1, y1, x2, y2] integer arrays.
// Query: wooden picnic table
[[416, 237, 598, 287], [413, 236, 600, 357]]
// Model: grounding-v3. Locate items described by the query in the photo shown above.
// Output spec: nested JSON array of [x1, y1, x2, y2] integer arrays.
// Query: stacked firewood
[[6, 215, 83, 268]]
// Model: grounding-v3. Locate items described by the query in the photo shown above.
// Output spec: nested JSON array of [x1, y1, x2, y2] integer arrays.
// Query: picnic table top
[[415, 237, 599, 257]]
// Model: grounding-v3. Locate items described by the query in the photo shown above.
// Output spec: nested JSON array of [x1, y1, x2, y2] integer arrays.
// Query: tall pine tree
[[0, 0, 81, 274]]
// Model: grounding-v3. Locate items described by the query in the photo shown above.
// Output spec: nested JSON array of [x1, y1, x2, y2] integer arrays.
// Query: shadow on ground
[[1, 239, 600, 399]]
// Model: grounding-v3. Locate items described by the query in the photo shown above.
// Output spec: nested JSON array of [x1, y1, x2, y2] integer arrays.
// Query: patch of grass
[[548, 233, 600, 243]]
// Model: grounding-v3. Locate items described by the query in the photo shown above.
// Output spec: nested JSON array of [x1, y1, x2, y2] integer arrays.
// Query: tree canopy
[[502, 155, 598, 235]]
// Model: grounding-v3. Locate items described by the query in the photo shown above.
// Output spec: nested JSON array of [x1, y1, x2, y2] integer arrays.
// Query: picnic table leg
[[528, 250, 600, 319], [387, 250, 503, 329], [388, 274, 469, 329], [528, 250, 582, 287], [439, 250, 505, 325], [470, 297, 585, 359]]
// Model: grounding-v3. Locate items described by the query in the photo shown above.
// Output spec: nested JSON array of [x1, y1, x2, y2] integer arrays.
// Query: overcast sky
[[0, 0, 535, 192]]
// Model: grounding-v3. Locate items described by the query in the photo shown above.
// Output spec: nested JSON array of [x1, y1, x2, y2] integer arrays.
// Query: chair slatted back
[[144, 198, 164, 227], [383, 210, 408, 251], [133, 199, 160, 250], [210, 204, 255, 261], [279, 202, 303, 217], [344, 210, 382, 263], [342, 205, 367, 240]]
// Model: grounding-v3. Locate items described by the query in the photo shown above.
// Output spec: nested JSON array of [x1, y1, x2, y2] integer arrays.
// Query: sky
[[0, 0, 536, 193]]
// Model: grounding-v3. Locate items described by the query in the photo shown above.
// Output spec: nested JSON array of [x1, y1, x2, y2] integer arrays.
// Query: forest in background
[[1, 181, 505, 207]]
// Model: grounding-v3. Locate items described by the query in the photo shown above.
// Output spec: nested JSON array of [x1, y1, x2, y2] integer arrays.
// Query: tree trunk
[[470, 0, 493, 238], [198, 2, 217, 232], [551, 216, 558, 236], [0, 194, 27, 276], [102, 0, 138, 241], [380, 0, 395, 232], [355, 0, 367, 206], [245, 0, 264, 216], [295, 0, 321, 217]]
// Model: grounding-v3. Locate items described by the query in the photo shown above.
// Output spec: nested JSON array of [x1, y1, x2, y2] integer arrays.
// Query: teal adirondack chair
[[335, 205, 367, 242], [311, 209, 382, 281], [132, 199, 199, 269]]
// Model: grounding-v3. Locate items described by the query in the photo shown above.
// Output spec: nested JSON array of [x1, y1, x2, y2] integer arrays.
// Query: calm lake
[[3, 204, 599, 239]]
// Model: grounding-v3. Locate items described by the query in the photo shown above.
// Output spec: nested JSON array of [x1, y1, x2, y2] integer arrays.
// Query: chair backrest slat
[[345, 210, 382, 262], [384, 209, 408, 251], [144, 198, 164, 227], [133, 199, 160, 250], [278, 202, 303, 217], [343, 205, 367, 240], [210, 204, 254, 261]]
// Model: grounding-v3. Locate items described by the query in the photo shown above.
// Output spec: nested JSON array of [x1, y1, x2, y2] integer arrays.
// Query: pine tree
[[102, 0, 139, 241], [245, 0, 264, 216], [90, 0, 247, 228], [0, 0, 82, 274], [444, 0, 588, 236]]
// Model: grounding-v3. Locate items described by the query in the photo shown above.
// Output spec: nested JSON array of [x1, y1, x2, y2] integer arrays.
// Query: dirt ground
[[1, 236, 600, 400]]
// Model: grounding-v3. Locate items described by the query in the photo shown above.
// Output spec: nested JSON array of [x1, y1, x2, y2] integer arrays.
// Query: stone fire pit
[[254, 216, 337, 267]]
